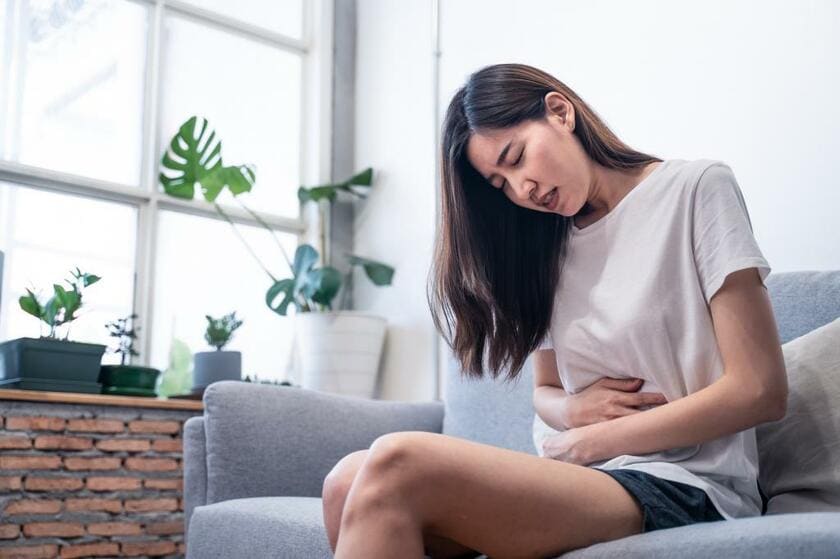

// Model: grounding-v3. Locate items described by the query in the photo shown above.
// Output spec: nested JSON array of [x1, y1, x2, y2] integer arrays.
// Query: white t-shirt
[[532, 158, 771, 520]]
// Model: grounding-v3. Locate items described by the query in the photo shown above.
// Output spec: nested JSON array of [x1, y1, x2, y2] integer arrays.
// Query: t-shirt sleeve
[[691, 162, 772, 305]]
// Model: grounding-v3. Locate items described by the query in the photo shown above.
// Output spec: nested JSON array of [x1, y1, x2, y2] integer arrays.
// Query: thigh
[[355, 432, 644, 559]]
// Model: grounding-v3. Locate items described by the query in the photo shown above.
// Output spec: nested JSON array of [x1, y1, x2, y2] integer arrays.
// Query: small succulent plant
[[204, 311, 243, 351]]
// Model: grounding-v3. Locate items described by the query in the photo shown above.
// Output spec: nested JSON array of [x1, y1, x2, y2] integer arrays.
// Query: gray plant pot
[[0, 337, 107, 393], [192, 350, 241, 392]]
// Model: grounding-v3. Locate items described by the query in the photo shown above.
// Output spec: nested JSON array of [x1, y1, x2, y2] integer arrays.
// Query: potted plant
[[156, 337, 194, 398], [192, 311, 244, 394], [264, 244, 392, 398], [244, 373, 297, 388], [159, 115, 395, 398], [98, 313, 161, 397], [0, 268, 106, 393]]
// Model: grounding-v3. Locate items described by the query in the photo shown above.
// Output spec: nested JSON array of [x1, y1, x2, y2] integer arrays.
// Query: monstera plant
[[265, 244, 394, 316], [159, 115, 255, 204], [159, 115, 394, 398], [158, 115, 395, 316]]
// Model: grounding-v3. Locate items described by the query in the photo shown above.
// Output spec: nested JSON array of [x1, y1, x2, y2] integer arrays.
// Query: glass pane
[[0, 0, 148, 185], [159, 13, 302, 218], [150, 210, 299, 383], [0, 182, 138, 366], [176, 0, 303, 39]]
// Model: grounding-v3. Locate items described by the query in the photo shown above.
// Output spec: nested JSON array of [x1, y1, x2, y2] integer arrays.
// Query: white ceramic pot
[[291, 311, 387, 399]]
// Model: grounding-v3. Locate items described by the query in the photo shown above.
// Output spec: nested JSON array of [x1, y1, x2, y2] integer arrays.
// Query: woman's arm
[[562, 268, 788, 464]]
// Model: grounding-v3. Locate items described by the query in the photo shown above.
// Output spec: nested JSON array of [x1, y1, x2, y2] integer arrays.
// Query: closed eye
[[499, 150, 524, 189]]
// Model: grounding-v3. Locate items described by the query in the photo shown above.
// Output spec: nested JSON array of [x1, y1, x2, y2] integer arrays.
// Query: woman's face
[[465, 92, 591, 216]]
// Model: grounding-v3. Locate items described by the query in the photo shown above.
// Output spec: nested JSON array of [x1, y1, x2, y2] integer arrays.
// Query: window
[[0, 182, 137, 365], [149, 211, 299, 378], [0, 0, 332, 383], [0, 0, 147, 184]]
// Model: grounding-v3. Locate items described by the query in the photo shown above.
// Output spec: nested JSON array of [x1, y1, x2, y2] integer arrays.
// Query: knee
[[351, 432, 431, 493], [322, 449, 368, 507]]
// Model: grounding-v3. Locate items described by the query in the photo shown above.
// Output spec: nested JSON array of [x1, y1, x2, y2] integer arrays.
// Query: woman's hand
[[541, 427, 596, 465], [565, 377, 668, 428]]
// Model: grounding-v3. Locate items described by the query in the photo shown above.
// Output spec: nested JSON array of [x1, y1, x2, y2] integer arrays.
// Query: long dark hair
[[427, 63, 662, 383]]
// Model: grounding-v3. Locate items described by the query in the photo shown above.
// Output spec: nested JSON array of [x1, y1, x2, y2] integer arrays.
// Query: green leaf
[[159, 116, 223, 200], [200, 164, 256, 202], [309, 267, 342, 306], [157, 338, 193, 397], [297, 185, 338, 204], [347, 167, 373, 187], [19, 289, 42, 319], [292, 245, 319, 291], [43, 297, 61, 326], [265, 278, 296, 316], [297, 167, 374, 204], [346, 254, 395, 286]]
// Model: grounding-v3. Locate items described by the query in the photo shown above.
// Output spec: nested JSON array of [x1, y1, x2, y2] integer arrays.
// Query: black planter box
[[99, 365, 161, 397], [0, 337, 107, 394]]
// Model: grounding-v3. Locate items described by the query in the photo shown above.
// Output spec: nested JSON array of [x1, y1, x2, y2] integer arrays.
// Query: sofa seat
[[187, 497, 333, 558], [187, 496, 840, 559], [562, 511, 840, 559]]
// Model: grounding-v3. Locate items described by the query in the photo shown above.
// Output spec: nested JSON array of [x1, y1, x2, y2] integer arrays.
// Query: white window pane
[[0, 183, 138, 366], [159, 14, 302, 218], [150, 211, 299, 382], [176, 0, 303, 39], [0, 0, 148, 185]]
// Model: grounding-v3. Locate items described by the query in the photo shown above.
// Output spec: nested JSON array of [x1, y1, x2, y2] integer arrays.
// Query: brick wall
[[0, 399, 202, 559]]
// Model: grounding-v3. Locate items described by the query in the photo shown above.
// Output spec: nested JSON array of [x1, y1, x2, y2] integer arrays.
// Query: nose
[[512, 176, 538, 204]]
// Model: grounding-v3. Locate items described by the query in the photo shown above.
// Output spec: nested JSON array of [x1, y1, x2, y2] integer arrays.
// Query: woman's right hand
[[565, 377, 668, 428]]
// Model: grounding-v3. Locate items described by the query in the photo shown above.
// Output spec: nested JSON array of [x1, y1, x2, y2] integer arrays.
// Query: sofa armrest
[[200, 380, 445, 504], [182, 415, 207, 540]]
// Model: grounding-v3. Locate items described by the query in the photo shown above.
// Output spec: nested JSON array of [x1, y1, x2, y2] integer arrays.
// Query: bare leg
[[323, 449, 482, 558], [333, 432, 644, 559]]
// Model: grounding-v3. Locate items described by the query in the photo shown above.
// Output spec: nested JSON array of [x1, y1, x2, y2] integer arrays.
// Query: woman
[[322, 63, 788, 558]]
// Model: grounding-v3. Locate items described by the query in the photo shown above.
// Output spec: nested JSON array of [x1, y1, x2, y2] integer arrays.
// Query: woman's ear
[[544, 92, 574, 130]]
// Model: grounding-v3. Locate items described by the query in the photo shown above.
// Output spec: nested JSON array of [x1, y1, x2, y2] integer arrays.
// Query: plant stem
[[234, 198, 294, 275], [339, 269, 353, 311], [213, 202, 278, 283]]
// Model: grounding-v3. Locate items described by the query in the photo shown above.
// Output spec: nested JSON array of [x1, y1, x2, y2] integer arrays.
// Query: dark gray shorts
[[594, 467, 725, 533]]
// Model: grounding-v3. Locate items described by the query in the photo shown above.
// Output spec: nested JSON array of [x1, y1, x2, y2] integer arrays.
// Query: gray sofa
[[183, 271, 840, 558]]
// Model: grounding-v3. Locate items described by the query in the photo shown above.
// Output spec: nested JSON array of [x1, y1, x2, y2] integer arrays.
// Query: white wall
[[353, 0, 438, 401], [354, 0, 840, 401]]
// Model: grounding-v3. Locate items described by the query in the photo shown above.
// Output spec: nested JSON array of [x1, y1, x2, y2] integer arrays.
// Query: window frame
[[0, 0, 334, 365]]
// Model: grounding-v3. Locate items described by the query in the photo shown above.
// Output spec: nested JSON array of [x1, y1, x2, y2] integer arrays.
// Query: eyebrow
[[487, 140, 514, 183]]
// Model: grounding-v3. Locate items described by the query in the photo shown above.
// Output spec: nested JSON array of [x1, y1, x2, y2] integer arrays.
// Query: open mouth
[[541, 188, 558, 209]]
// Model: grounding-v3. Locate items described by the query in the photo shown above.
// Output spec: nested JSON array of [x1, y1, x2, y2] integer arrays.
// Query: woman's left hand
[[541, 426, 600, 465]]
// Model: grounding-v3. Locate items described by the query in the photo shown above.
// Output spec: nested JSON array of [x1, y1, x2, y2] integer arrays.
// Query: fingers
[[597, 377, 643, 391], [634, 391, 669, 406], [616, 391, 668, 408]]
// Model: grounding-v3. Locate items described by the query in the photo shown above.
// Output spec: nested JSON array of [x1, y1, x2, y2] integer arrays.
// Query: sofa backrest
[[441, 270, 840, 453]]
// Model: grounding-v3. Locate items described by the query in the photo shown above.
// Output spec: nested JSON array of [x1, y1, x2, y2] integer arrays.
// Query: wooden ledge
[[0, 388, 204, 411]]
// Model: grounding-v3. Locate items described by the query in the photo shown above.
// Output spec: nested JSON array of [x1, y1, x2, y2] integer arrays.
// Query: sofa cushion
[[559, 512, 840, 558], [764, 271, 840, 344], [186, 497, 333, 559], [441, 346, 538, 455], [756, 316, 840, 513], [201, 381, 443, 504], [185, 497, 840, 559]]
